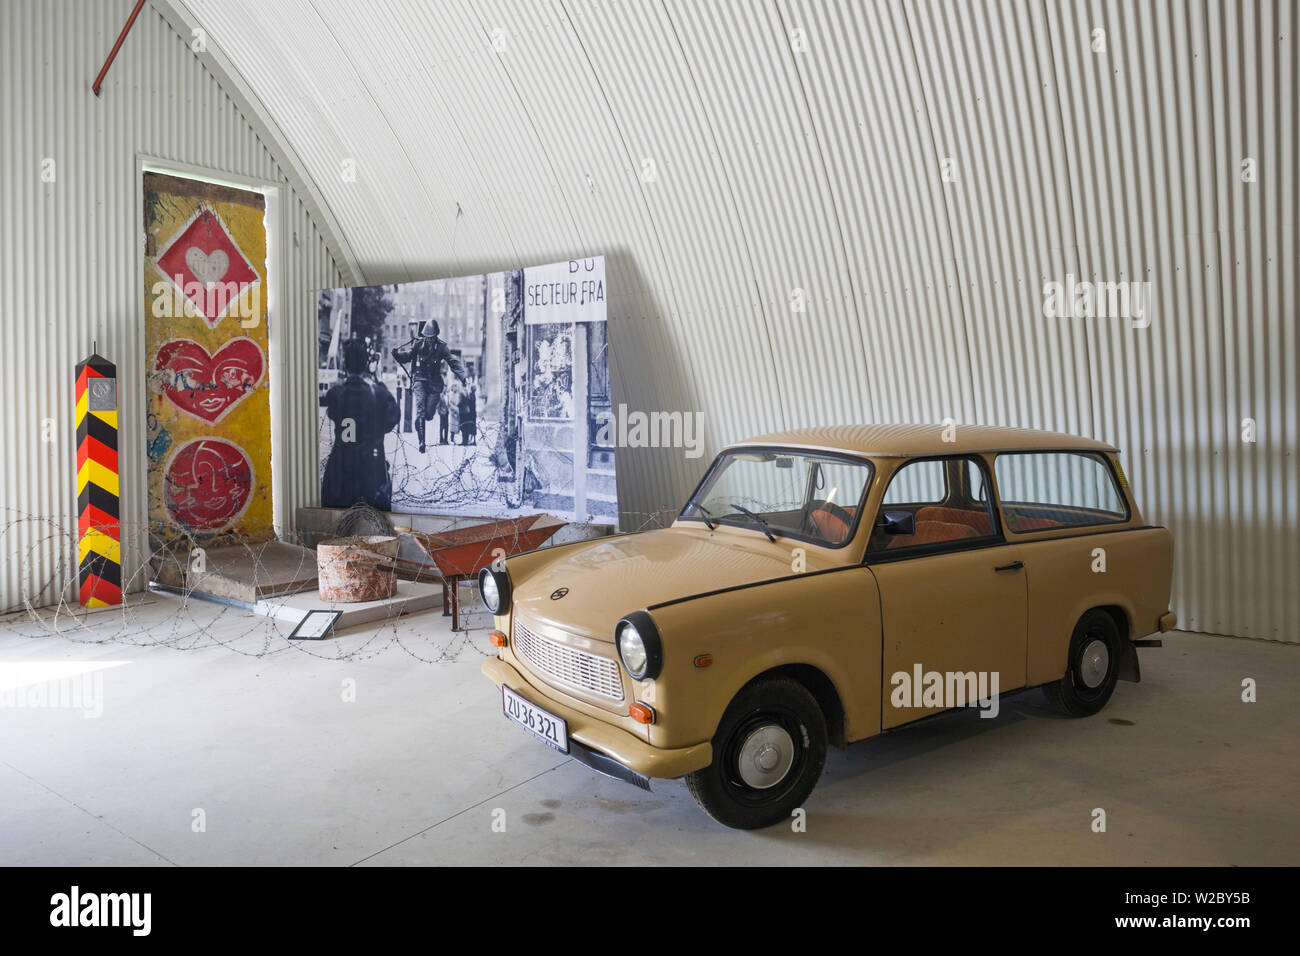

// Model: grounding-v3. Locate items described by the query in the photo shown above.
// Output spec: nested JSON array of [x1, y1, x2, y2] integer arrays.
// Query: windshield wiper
[[686, 502, 716, 530], [721, 503, 777, 542]]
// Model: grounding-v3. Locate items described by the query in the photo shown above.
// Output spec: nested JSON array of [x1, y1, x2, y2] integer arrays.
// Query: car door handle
[[994, 561, 1024, 572]]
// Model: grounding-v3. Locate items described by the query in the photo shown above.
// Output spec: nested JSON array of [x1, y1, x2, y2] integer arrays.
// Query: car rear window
[[993, 452, 1128, 532]]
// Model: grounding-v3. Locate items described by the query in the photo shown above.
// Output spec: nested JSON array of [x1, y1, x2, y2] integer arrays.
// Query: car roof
[[729, 423, 1118, 458]]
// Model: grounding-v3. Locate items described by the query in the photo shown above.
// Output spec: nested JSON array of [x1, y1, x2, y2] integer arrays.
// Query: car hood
[[509, 525, 840, 640]]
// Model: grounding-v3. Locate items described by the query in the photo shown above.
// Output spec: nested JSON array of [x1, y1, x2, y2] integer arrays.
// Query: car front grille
[[514, 620, 625, 702]]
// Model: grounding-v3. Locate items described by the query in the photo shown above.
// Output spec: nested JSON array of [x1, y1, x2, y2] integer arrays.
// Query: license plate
[[502, 685, 568, 754]]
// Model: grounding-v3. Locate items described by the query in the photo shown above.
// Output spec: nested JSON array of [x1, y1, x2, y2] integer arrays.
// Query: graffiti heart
[[185, 247, 229, 286], [153, 338, 265, 424], [163, 437, 254, 532]]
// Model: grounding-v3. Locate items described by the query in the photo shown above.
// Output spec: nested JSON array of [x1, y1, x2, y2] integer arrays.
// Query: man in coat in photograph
[[392, 320, 467, 453], [321, 337, 400, 510]]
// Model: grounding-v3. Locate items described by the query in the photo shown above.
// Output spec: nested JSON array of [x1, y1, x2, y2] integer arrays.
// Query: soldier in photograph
[[392, 320, 467, 453]]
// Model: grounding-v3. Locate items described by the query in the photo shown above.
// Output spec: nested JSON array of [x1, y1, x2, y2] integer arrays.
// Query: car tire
[[684, 677, 827, 830], [1042, 609, 1123, 717]]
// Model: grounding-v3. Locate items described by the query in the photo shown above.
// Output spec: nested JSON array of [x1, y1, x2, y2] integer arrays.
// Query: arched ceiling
[[165, 0, 1296, 639]]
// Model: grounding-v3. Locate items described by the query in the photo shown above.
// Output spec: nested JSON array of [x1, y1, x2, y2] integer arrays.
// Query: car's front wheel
[[684, 677, 827, 830], [1042, 608, 1123, 716]]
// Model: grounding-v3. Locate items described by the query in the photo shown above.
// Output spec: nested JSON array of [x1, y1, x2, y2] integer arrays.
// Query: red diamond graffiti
[[154, 207, 259, 328]]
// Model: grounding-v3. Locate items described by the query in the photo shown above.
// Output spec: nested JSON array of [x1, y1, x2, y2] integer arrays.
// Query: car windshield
[[683, 449, 873, 547]]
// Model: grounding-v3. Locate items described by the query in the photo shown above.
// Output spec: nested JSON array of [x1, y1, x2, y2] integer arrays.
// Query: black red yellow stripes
[[76, 353, 121, 607]]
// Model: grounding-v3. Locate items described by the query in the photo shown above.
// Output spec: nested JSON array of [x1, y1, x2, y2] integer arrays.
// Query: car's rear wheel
[[684, 677, 827, 830], [1042, 609, 1122, 717]]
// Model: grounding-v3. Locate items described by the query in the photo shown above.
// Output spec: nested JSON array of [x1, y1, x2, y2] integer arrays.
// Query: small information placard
[[289, 609, 343, 641]]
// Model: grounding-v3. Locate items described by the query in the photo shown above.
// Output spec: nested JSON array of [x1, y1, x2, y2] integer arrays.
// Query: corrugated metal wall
[[0, 0, 344, 611], [13, 0, 1297, 641], [172, 0, 1296, 642]]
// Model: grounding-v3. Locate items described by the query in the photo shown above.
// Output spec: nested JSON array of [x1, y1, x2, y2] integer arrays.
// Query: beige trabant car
[[480, 424, 1176, 829]]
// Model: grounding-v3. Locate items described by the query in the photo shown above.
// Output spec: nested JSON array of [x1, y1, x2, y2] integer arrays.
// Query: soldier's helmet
[[422, 320, 441, 338]]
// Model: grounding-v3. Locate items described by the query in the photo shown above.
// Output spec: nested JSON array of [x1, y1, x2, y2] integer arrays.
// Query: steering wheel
[[805, 499, 855, 543]]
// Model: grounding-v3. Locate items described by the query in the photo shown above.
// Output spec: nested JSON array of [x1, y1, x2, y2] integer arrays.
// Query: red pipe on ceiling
[[92, 0, 149, 97]]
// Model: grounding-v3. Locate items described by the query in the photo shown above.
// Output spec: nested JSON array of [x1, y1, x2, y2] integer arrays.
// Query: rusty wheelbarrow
[[402, 513, 567, 629]]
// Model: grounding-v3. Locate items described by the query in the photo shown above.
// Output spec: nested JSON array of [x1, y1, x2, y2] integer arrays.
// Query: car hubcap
[[736, 723, 795, 789], [1079, 638, 1110, 688]]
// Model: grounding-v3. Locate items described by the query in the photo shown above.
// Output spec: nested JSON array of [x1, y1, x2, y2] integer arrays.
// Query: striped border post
[[76, 353, 121, 607]]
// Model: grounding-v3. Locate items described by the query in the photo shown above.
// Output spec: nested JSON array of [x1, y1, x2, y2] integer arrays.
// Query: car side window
[[966, 458, 990, 504], [993, 452, 1128, 532], [871, 457, 998, 553], [881, 459, 946, 504]]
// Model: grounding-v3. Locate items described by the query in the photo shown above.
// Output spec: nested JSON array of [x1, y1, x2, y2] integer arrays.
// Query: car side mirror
[[878, 510, 915, 536]]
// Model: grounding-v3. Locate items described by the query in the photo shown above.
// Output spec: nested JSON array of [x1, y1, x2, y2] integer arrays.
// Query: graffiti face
[[163, 438, 254, 532], [153, 338, 265, 424]]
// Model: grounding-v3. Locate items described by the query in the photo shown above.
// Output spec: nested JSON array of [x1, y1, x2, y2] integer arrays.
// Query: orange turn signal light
[[693, 653, 713, 668], [629, 701, 656, 724], [489, 630, 508, 648]]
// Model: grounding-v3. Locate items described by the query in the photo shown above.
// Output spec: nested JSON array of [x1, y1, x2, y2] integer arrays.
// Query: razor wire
[[0, 506, 678, 662]]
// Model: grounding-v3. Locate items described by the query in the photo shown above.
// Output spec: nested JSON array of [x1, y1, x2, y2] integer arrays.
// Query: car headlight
[[616, 610, 663, 680], [477, 566, 511, 615], [618, 622, 648, 675]]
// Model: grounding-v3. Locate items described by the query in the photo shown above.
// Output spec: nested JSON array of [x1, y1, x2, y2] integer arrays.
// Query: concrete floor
[[1, 597, 1296, 866]]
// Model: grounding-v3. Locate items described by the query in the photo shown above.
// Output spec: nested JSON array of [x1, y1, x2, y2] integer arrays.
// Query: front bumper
[[482, 656, 712, 780]]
